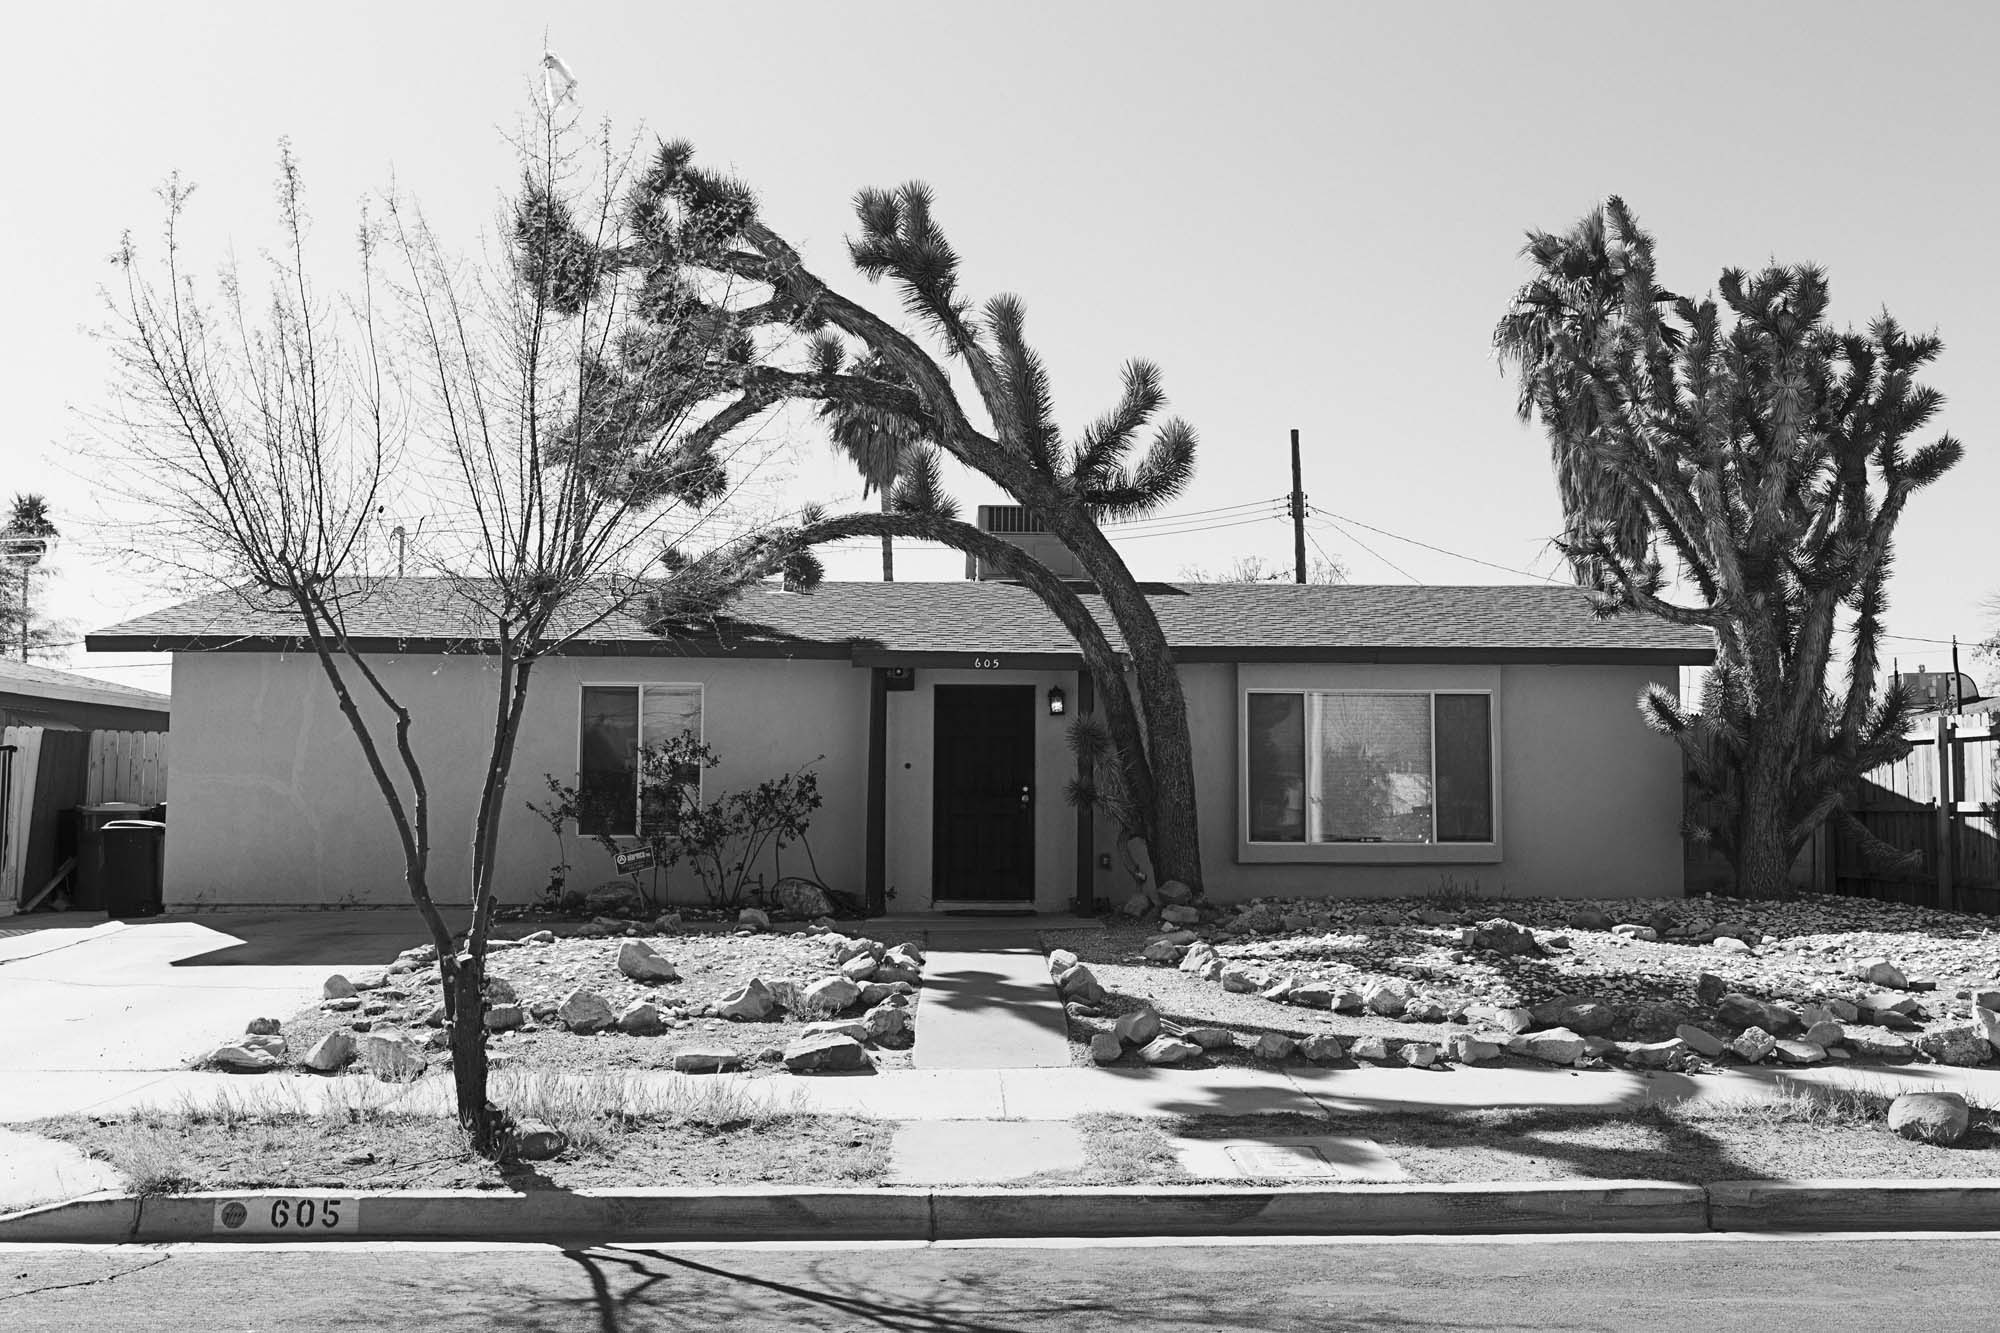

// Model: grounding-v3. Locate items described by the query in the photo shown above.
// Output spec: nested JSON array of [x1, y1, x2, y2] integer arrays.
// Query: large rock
[[210, 1043, 279, 1073], [803, 976, 861, 1015], [558, 989, 616, 1033], [800, 1019, 871, 1042], [1772, 1039, 1827, 1065], [1220, 966, 1264, 994], [1115, 1008, 1161, 1047], [1569, 908, 1614, 931], [717, 979, 778, 1021], [1140, 939, 1185, 964], [1466, 1004, 1534, 1035], [1251, 1032, 1296, 1061], [245, 1016, 282, 1036], [1802, 1021, 1845, 1049], [671, 1047, 744, 1073], [323, 975, 358, 1000], [510, 1120, 568, 1162], [484, 1004, 525, 1032], [1447, 1033, 1502, 1064], [300, 1031, 355, 1073], [1915, 1025, 1992, 1067], [1557, 1000, 1615, 1036], [1888, 1091, 1971, 1145], [1851, 957, 1909, 990], [1183, 1027, 1236, 1050], [1715, 993, 1775, 1032], [1842, 1026, 1915, 1061], [783, 1032, 871, 1073], [861, 1003, 910, 1043], [1348, 1035, 1393, 1061], [737, 907, 772, 932], [1731, 1026, 1778, 1063], [1363, 980, 1412, 1017], [1286, 983, 1336, 1010], [840, 954, 880, 982], [1299, 1033, 1346, 1062], [1695, 973, 1727, 1006], [858, 980, 915, 1007], [871, 961, 922, 986], [1468, 918, 1543, 956], [1137, 1036, 1199, 1065], [617, 940, 680, 984], [1624, 1038, 1688, 1069], [1507, 1027, 1586, 1066], [1160, 905, 1200, 925], [1976, 1005, 2000, 1057], [360, 1030, 426, 1080], [1046, 949, 1080, 976], [1089, 1032, 1123, 1064], [1055, 964, 1108, 1005], [774, 879, 832, 919], [616, 1001, 666, 1036], [583, 879, 643, 915], [1675, 1024, 1729, 1058]]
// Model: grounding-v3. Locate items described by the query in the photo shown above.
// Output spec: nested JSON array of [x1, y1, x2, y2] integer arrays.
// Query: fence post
[[1934, 714, 1956, 912]]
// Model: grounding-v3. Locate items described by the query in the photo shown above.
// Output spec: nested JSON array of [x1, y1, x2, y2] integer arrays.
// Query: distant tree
[[0, 494, 71, 662], [820, 353, 933, 581], [1179, 553, 1345, 584], [1496, 197, 1963, 899]]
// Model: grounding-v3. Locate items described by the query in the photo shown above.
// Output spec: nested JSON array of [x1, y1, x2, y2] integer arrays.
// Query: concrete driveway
[[0, 910, 450, 1090]]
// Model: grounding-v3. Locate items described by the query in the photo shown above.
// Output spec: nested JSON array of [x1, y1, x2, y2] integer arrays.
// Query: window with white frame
[[1245, 690, 1493, 845], [577, 684, 703, 837]]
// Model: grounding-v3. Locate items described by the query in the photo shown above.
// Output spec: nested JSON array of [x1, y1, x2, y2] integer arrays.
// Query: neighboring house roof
[[86, 579, 1715, 666], [0, 658, 171, 713]]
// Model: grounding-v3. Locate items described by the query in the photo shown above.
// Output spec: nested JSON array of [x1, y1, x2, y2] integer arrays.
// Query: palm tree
[[1492, 202, 1679, 581], [818, 354, 929, 581], [1, 493, 58, 662]]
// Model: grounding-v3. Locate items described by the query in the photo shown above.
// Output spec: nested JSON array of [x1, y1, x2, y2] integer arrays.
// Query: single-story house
[[0, 659, 171, 732], [88, 558, 1714, 914]]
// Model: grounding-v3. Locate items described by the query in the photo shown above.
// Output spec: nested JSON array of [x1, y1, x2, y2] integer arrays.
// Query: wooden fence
[[86, 730, 169, 805], [1829, 709, 2000, 915], [1, 726, 90, 913]]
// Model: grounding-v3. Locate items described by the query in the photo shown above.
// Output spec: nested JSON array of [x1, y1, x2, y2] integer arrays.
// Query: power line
[[1310, 517, 1419, 584], [1309, 504, 1564, 585]]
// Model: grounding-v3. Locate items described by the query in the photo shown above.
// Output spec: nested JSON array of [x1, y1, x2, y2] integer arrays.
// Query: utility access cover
[[1171, 1136, 1408, 1182]]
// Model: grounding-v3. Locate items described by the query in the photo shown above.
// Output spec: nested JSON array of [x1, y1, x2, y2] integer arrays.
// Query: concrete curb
[[4, 1178, 1997, 1245]]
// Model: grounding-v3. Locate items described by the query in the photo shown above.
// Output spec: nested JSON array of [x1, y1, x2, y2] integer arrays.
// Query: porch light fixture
[[1047, 686, 1066, 717]]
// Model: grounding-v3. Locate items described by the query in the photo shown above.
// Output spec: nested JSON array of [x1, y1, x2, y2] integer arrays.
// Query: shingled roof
[[0, 658, 171, 711], [87, 579, 1714, 666]]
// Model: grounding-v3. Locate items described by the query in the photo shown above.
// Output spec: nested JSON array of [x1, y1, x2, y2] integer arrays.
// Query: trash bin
[[73, 803, 153, 911], [99, 820, 166, 919]]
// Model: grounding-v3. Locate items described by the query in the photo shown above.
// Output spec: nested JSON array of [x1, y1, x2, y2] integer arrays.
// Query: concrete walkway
[[911, 933, 1073, 1070]]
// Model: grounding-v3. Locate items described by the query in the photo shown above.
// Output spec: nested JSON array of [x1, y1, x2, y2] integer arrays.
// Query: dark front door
[[933, 685, 1037, 902]]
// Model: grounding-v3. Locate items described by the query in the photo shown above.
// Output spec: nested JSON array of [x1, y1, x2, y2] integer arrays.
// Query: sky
[[4, 1, 1997, 697]]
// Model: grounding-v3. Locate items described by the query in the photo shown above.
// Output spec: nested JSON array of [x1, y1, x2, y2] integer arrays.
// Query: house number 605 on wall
[[971, 657, 1003, 669]]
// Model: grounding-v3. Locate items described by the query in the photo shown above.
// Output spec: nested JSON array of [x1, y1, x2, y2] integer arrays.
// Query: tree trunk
[[880, 491, 894, 582], [1734, 749, 1791, 900], [447, 957, 501, 1155]]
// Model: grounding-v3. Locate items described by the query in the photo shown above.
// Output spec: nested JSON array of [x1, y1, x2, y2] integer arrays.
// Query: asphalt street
[[4, 1233, 1999, 1331]]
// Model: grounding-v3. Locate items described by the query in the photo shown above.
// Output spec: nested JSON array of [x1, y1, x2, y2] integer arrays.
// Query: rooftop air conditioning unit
[[966, 505, 1085, 580]]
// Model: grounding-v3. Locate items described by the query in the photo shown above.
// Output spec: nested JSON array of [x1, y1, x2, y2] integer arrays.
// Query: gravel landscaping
[[1047, 892, 2000, 1080], [204, 919, 927, 1082]]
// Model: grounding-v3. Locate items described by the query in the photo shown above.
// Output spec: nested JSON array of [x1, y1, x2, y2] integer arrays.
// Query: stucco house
[[88, 567, 1713, 914]]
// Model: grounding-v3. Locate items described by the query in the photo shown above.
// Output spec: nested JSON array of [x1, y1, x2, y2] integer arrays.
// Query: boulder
[[323, 975, 358, 1000], [1888, 1091, 1971, 1146], [670, 1047, 744, 1073], [1825, 998, 1860, 1022], [1695, 973, 1727, 1006], [1976, 1005, 2000, 1057], [774, 879, 832, 919], [861, 1004, 910, 1043], [718, 979, 778, 1021], [1803, 1021, 1845, 1049], [1160, 905, 1200, 925], [558, 989, 616, 1034], [1363, 980, 1412, 1018], [799, 1019, 871, 1042], [1400, 1042, 1440, 1068], [1568, 908, 1614, 931], [1183, 1027, 1236, 1050], [1915, 1025, 1992, 1067], [1404, 998, 1449, 1024], [617, 941, 680, 984], [1046, 948, 1080, 976], [872, 961, 922, 985], [1349, 1035, 1393, 1061], [484, 977, 519, 1005], [1156, 880, 1194, 905], [422, 1003, 448, 1028], [737, 907, 772, 932], [1730, 1026, 1778, 1064], [1624, 1038, 1687, 1069], [1119, 892, 1155, 919], [1711, 936, 1753, 955], [1448, 1033, 1502, 1064], [1772, 1039, 1826, 1065], [1675, 1024, 1729, 1058], [1557, 1000, 1615, 1036], [840, 954, 880, 983], [1466, 1004, 1534, 1035], [1055, 964, 1108, 1006], [796, 972, 860, 1012], [1612, 923, 1659, 942], [510, 1120, 568, 1162], [360, 1030, 426, 1080], [1507, 1028, 1586, 1066], [1715, 994, 1774, 1032], [782, 1033, 871, 1073], [1468, 918, 1543, 956], [616, 1001, 666, 1036], [324, 997, 362, 1013], [300, 1031, 355, 1073], [1299, 1033, 1346, 1062], [1975, 988, 2000, 1013], [1115, 1009, 1162, 1047], [1851, 957, 1909, 990], [1286, 984, 1336, 1010], [1089, 1032, 1123, 1064], [519, 930, 556, 945], [484, 1004, 525, 1032], [209, 1043, 279, 1073], [245, 1017, 282, 1036], [583, 880, 643, 915], [1220, 966, 1264, 994], [1251, 1032, 1296, 1061], [1841, 1026, 1915, 1061], [240, 1033, 287, 1058], [1140, 939, 1185, 964], [1137, 1036, 1199, 1065], [857, 980, 915, 1007]]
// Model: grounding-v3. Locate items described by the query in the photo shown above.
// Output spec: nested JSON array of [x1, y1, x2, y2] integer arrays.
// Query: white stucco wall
[[163, 650, 1686, 910], [164, 652, 871, 908]]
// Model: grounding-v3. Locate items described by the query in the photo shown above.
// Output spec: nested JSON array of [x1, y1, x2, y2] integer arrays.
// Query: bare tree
[[1179, 553, 1345, 584], [98, 116, 778, 1153]]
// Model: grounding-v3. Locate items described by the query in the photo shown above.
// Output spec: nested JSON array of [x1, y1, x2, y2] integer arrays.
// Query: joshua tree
[[1496, 197, 1963, 898], [591, 149, 1208, 893], [0, 494, 63, 662], [820, 353, 932, 581]]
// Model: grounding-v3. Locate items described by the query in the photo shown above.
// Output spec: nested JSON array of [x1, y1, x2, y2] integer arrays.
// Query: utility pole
[[1289, 428, 1306, 584], [1950, 635, 1963, 714], [392, 526, 407, 579]]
